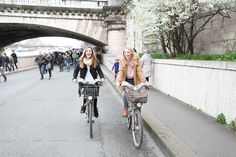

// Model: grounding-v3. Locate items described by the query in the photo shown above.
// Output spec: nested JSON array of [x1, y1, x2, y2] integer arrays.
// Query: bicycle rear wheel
[[132, 109, 143, 149]]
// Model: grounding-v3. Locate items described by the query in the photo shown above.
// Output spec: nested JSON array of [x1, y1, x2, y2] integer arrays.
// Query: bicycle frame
[[121, 81, 149, 148], [77, 79, 102, 138]]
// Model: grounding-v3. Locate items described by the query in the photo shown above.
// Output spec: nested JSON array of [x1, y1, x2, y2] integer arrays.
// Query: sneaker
[[80, 105, 86, 113], [94, 105, 99, 118]]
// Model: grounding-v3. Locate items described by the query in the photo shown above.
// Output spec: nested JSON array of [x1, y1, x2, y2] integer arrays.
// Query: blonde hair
[[79, 46, 97, 68], [120, 47, 139, 67]]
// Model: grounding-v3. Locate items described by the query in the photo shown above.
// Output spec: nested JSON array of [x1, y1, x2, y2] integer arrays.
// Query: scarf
[[83, 58, 92, 66]]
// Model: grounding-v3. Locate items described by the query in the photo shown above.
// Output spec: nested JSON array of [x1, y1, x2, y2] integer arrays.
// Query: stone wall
[[151, 59, 236, 123], [17, 56, 37, 69], [195, 12, 236, 54], [126, 10, 236, 54]]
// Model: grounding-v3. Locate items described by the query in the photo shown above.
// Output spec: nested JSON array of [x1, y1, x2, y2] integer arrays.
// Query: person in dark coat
[[72, 46, 104, 118], [35, 52, 47, 80], [11, 50, 18, 69], [0, 50, 7, 82]]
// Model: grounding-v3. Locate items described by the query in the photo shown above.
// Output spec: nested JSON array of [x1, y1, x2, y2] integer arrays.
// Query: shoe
[[94, 105, 99, 118], [122, 108, 128, 117], [3, 76, 7, 82], [80, 105, 86, 113]]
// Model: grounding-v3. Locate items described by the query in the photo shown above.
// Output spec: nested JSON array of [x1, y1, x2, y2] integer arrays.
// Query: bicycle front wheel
[[88, 101, 93, 138], [126, 113, 132, 130], [132, 109, 143, 149]]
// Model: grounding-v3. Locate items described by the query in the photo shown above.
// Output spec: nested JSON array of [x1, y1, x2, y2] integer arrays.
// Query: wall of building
[[126, 9, 236, 55], [195, 12, 236, 54]]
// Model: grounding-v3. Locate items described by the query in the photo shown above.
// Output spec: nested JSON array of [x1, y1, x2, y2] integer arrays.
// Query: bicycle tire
[[132, 109, 143, 149], [126, 114, 132, 130], [89, 101, 93, 138]]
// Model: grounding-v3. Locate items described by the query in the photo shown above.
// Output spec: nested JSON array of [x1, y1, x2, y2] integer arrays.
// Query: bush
[[217, 113, 226, 124], [227, 121, 235, 130], [151, 51, 236, 61]]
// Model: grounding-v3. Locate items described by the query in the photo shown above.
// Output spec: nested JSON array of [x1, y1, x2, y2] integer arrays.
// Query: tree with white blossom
[[126, 0, 236, 56]]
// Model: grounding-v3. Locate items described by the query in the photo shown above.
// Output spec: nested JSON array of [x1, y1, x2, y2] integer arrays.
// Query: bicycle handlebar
[[121, 81, 149, 92], [76, 78, 103, 86]]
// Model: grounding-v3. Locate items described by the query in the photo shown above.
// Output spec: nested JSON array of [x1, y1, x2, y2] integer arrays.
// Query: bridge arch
[[0, 23, 106, 47]]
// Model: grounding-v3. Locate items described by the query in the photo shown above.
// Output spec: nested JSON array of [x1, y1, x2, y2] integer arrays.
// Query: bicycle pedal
[[87, 120, 94, 123]]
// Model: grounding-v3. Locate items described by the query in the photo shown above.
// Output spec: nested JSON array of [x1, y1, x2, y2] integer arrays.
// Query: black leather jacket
[[73, 63, 104, 80]]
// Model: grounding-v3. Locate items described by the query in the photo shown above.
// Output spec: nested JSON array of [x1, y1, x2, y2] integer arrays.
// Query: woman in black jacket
[[72, 46, 104, 118]]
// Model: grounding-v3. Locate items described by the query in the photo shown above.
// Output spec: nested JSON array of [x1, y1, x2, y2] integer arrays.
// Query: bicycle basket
[[126, 90, 148, 103], [82, 84, 100, 98]]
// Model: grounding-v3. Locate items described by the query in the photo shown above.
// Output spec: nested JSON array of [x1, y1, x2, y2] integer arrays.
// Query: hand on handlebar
[[116, 82, 121, 87], [72, 79, 77, 83]]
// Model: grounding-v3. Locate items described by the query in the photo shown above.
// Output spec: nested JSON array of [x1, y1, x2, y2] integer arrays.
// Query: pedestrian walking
[[45, 53, 53, 80], [57, 53, 64, 72], [72, 46, 105, 118], [111, 56, 119, 81], [3, 53, 11, 71], [64, 53, 71, 72], [9, 56, 15, 71], [35, 52, 46, 80], [11, 50, 18, 70], [140, 49, 152, 82], [0, 49, 7, 82]]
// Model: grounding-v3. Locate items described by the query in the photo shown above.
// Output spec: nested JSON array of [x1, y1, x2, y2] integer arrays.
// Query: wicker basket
[[82, 84, 100, 98], [126, 90, 148, 103]]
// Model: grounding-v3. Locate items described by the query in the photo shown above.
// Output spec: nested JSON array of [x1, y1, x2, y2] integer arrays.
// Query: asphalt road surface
[[0, 68, 166, 157]]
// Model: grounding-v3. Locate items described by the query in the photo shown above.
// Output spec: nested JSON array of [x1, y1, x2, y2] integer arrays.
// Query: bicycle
[[121, 81, 149, 149], [77, 78, 103, 138]]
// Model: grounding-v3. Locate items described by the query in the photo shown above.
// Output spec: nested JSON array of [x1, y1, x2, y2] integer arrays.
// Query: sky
[[39, 37, 82, 47], [5, 37, 83, 56]]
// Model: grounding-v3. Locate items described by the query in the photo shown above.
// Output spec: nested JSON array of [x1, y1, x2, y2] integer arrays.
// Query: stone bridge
[[0, 0, 126, 55]]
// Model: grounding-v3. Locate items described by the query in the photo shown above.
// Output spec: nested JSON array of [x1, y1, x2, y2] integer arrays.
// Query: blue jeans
[[39, 64, 45, 79]]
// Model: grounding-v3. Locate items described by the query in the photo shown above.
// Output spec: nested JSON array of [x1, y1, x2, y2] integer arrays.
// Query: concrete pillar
[[106, 21, 126, 56]]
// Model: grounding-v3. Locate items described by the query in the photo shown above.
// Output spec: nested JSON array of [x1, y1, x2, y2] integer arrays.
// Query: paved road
[[0, 69, 166, 157]]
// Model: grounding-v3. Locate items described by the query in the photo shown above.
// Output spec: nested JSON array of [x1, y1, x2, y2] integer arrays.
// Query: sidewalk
[[0, 66, 37, 81], [4, 66, 38, 75], [102, 65, 236, 157]]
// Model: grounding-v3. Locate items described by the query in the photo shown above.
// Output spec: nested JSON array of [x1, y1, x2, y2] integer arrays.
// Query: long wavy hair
[[79, 46, 97, 68], [120, 47, 139, 68]]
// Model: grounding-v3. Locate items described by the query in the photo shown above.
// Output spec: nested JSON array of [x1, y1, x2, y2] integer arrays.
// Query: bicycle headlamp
[[137, 103, 142, 108], [88, 96, 93, 100]]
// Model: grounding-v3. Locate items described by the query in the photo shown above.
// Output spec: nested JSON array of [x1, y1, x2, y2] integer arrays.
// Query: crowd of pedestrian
[[0, 48, 19, 82], [34, 48, 82, 80]]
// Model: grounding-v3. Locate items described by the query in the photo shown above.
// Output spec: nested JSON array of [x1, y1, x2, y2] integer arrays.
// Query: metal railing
[[0, 0, 108, 8]]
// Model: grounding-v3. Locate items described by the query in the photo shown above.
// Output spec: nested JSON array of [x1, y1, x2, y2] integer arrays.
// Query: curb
[[4, 66, 38, 76], [101, 65, 198, 157]]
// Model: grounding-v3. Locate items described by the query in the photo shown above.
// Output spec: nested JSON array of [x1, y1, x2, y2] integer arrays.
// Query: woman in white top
[[73, 46, 104, 118]]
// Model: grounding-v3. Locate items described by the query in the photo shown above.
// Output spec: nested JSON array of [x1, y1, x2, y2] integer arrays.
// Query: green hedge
[[150, 51, 236, 61]]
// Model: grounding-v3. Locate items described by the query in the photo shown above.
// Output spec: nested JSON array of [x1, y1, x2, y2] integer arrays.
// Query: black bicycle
[[77, 79, 103, 138], [121, 81, 149, 148]]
